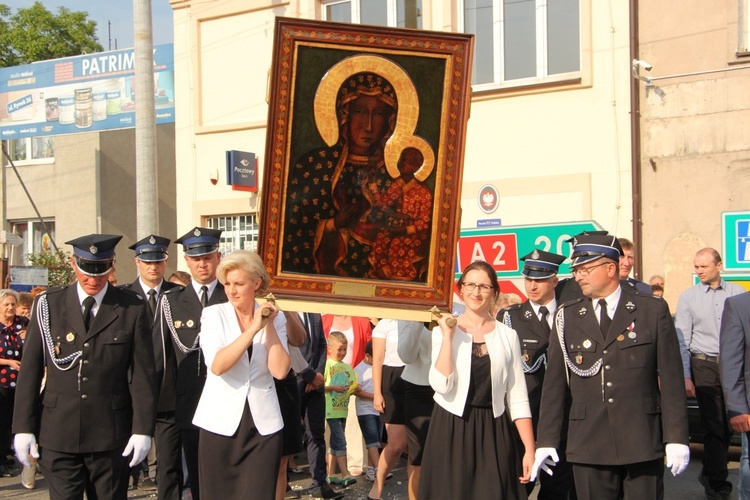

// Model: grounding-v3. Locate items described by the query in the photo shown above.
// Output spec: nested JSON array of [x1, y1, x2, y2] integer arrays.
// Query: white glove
[[530, 447, 559, 481], [665, 443, 690, 476], [14, 433, 39, 468], [122, 434, 152, 468]]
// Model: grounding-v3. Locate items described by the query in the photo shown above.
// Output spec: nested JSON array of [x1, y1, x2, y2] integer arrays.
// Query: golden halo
[[313, 54, 435, 179]]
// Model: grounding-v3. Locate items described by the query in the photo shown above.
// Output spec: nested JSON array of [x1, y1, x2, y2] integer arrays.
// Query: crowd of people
[[1, 227, 749, 500]]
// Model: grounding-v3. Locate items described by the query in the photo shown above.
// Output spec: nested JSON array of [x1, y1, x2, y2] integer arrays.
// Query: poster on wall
[[0, 43, 175, 140], [258, 17, 474, 317]]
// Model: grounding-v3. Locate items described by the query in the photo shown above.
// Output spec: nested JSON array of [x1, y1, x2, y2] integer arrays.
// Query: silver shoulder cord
[[36, 294, 82, 371], [161, 295, 202, 374], [555, 306, 602, 385], [503, 311, 546, 374]]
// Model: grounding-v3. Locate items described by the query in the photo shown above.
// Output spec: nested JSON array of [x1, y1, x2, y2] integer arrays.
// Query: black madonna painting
[[259, 17, 473, 312]]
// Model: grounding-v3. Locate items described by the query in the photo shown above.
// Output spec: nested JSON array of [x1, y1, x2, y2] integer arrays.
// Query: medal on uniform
[[66, 332, 76, 343], [522, 351, 530, 362], [617, 334, 625, 341], [174, 320, 182, 328], [628, 331, 637, 340], [54, 342, 61, 355], [583, 339, 592, 349], [186, 319, 194, 328], [575, 354, 583, 364]]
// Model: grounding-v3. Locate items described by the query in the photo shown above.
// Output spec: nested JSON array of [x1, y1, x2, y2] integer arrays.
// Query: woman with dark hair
[[419, 261, 535, 499], [282, 72, 400, 278]]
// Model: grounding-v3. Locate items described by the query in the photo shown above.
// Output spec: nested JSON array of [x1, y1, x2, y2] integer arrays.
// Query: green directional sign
[[456, 220, 603, 279], [722, 211, 750, 271]]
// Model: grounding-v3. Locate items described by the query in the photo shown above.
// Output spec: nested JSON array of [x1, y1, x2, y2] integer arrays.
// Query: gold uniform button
[[81, 394, 88, 400], [607, 398, 614, 403], [82, 377, 89, 383], [605, 365, 611, 370], [602, 349, 608, 354], [83, 343, 90, 348], [606, 382, 613, 387]]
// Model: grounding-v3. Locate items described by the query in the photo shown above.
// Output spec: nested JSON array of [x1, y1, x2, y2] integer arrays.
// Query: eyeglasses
[[571, 261, 611, 277], [461, 282, 494, 293]]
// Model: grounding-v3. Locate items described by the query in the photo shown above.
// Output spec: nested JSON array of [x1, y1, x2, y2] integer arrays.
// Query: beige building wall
[[170, 0, 633, 264], [638, 1, 750, 306], [3, 125, 177, 284]]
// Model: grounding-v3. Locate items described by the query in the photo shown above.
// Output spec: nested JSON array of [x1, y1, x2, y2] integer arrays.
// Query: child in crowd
[[353, 340, 383, 482], [325, 331, 359, 487]]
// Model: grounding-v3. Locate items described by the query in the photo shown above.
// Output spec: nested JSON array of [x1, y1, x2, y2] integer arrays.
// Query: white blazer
[[192, 301, 288, 436], [429, 321, 531, 421]]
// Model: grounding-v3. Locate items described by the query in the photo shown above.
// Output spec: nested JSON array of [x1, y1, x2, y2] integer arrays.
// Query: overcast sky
[[3, 0, 174, 50]]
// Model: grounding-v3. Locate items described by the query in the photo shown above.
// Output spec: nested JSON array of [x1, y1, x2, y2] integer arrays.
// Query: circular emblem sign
[[478, 184, 499, 214]]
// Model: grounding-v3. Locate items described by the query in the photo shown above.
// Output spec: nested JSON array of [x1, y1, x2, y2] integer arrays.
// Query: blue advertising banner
[[0, 44, 175, 140]]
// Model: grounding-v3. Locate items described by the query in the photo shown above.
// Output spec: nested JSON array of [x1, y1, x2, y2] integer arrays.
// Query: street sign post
[[455, 220, 603, 279], [722, 211, 750, 271]]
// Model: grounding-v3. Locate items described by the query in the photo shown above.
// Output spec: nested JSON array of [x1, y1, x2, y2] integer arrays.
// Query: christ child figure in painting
[[368, 147, 433, 281]]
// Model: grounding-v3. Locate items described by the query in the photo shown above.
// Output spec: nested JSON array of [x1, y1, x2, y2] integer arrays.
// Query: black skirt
[[381, 365, 406, 424], [275, 370, 304, 456], [198, 401, 283, 500], [418, 403, 527, 500], [403, 381, 434, 466]]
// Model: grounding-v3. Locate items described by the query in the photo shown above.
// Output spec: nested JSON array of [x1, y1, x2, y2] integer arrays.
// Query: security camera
[[632, 59, 652, 72]]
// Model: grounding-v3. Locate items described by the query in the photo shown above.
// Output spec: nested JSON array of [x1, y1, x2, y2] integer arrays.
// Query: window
[[5, 136, 55, 165], [323, 0, 423, 29], [206, 214, 259, 255], [463, 0, 580, 90], [10, 219, 55, 266], [740, 0, 750, 54]]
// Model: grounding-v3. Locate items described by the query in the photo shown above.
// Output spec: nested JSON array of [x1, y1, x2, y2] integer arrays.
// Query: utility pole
[[133, 0, 158, 236]]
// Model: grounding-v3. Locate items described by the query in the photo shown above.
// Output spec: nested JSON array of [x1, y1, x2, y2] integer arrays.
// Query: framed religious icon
[[259, 17, 473, 318]]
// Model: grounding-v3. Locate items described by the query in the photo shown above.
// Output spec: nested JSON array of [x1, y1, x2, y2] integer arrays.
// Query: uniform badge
[[532, 249, 540, 259], [186, 319, 194, 328], [194, 228, 201, 237], [90, 244, 98, 255], [66, 332, 76, 343], [628, 331, 637, 340], [54, 343, 61, 356], [625, 301, 636, 311], [617, 334, 625, 341], [524, 310, 533, 319], [174, 320, 182, 328], [522, 353, 530, 362], [583, 339, 592, 349], [578, 307, 587, 316], [575, 354, 583, 364], [149, 235, 156, 244]]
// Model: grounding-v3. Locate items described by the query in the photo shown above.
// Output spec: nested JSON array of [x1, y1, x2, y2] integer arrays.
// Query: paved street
[[0, 443, 739, 499]]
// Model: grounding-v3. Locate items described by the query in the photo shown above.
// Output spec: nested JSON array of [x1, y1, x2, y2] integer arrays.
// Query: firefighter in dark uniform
[[499, 249, 574, 499], [13, 234, 157, 500], [124, 234, 177, 489], [532, 233, 690, 500], [153, 227, 226, 500]]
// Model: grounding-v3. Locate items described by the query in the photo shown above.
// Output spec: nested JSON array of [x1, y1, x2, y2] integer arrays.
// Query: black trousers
[[155, 412, 183, 500], [571, 458, 663, 500], [299, 382, 327, 487], [39, 447, 130, 500], [181, 427, 201, 500], [692, 358, 732, 491], [0, 387, 14, 465]]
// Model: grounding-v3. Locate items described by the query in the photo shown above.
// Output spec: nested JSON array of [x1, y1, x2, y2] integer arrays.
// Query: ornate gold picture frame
[[259, 17, 473, 317]]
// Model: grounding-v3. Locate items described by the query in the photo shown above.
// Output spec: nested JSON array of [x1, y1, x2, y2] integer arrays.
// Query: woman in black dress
[[419, 260, 535, 499]]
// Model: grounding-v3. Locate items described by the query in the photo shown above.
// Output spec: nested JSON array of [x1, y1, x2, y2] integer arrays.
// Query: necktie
[[200, 285, 208, 308], [82, 296, 96, 331], [538, 306, 551, 337], [598, 299, 612, 336], [147, 289, 157, 317]]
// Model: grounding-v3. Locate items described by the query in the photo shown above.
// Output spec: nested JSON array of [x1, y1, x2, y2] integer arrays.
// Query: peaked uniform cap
[[521, 249, 566, 279], [129, 234, 170, 262], [174, 227, 222, 257]]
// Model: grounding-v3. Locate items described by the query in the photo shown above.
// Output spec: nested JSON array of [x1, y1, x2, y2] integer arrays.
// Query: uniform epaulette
[[501, 303, 524, 313], [41, 285, 66, 296], [558, 296, 585, 310], [162, 285, 186, 295], [117, 287, 143, 299]]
